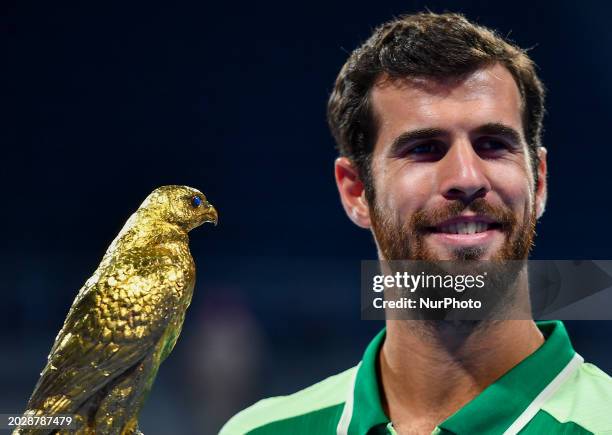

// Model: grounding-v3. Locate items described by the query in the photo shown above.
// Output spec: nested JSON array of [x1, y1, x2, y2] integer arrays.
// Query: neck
[[106, 211, 187, 254], [380, 316, 544, 433]]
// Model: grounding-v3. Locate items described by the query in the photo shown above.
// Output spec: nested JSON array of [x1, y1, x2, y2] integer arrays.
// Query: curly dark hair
[[327, 12, 545, 202]]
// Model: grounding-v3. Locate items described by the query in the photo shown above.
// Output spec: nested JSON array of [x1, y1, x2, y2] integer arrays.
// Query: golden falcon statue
[[14, 185, 218, 435]]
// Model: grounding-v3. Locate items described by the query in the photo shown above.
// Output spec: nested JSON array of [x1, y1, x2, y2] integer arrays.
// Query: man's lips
[[426, 215, 502, 235]]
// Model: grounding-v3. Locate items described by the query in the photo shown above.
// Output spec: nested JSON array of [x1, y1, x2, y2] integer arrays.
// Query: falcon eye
[[191, 195, 202, 208]]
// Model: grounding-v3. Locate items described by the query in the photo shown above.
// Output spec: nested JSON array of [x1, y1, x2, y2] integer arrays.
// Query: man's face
[[363, 63, 546, 261]]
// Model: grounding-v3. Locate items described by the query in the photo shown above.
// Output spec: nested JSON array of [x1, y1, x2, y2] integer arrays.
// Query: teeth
[[439, 222, 489, 234]]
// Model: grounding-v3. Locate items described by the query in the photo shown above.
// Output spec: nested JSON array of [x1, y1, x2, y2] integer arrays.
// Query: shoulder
[[541, 360, 612, 434], [219, 366, 358, 435]]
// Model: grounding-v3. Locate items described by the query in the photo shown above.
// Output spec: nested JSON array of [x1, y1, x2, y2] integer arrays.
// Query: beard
[[370, 198, 537, 327], [370, 197, 536, 262]]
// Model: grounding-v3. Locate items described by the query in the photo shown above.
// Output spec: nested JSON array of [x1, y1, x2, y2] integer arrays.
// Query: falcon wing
[[26, 245, 194, 415]]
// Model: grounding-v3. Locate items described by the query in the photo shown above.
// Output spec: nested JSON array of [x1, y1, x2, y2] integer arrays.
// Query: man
[[220, 12, 612, 434]]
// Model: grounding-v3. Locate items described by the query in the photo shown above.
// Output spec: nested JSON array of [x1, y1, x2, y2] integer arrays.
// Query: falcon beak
[[203, 203, 218, 226]]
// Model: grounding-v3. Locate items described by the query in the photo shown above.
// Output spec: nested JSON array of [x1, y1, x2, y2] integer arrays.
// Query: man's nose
[[438, 139, 490, 204]]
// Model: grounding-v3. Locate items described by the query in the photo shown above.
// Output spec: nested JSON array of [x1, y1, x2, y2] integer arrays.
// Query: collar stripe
[[336, 362, 360, 435], [503, 352, 584, 435]]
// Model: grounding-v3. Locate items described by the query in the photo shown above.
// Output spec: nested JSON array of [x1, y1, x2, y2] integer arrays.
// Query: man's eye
[[410, 143, 440, 154], [398, 141, 445, 162], [477, 139, 508, 151]]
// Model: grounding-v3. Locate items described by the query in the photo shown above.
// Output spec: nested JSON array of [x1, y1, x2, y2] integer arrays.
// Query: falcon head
[[141, 185, 218, 231]]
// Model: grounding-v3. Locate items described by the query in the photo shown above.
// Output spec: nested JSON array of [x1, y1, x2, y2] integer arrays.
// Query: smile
[[429, 216, 501, 234], [433, 221, 501, 235]]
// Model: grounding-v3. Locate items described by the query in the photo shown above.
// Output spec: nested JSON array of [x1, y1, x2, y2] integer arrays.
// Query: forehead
[[370, 63, 524, 147]]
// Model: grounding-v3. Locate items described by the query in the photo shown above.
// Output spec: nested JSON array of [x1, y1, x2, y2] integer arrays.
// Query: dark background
[[2, 1, 611, 433]]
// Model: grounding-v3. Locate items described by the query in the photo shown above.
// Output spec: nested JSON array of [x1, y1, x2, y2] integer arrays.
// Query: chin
[[424, 235, 507, 261], [427, 244, 503, 261]]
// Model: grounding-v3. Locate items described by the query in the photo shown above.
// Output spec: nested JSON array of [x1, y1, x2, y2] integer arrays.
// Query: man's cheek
[[490, 167, 533, 205], [393, 168, 437, 206]]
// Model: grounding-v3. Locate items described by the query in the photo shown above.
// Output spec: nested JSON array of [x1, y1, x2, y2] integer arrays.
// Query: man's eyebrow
[[387, 123, 524, 157], [388, 127, 447, 156], [473, 122, 523, 145]]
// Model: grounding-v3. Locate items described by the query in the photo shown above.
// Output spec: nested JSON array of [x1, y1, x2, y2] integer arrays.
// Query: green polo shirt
[[220, 321, 612, 434]]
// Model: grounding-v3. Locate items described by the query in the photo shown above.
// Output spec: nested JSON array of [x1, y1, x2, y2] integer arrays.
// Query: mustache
[[410, 198, 517, 232]]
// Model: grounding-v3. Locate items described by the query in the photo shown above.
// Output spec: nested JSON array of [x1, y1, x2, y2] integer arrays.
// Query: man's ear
[[535, 147, 548, 219], [335, 157, 371, 228]]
